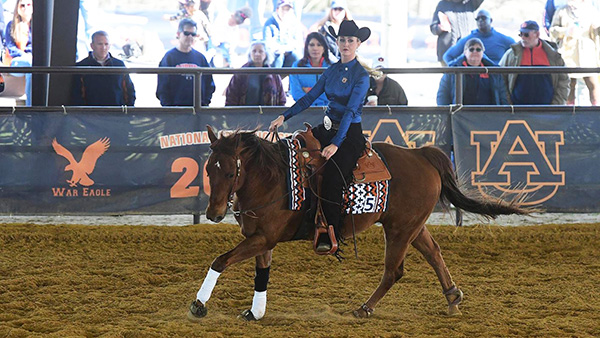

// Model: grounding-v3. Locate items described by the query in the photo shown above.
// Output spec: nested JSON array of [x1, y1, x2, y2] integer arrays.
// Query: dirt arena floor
[[0, 222, 598, 337]]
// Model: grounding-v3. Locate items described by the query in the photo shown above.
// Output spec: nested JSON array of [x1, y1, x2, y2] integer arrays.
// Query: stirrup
[[313, 224, 338, 255]]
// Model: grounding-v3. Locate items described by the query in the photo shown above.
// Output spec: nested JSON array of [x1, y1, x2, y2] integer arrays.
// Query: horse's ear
[[303, 122, 313, 132], [207, 125, 217, 144]]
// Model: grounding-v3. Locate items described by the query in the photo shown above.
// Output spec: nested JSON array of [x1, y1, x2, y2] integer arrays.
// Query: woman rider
[[269, 20, 376, 253]]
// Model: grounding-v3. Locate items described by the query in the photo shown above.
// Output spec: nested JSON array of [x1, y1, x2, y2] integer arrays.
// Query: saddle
[[293, 123, 391, 255]]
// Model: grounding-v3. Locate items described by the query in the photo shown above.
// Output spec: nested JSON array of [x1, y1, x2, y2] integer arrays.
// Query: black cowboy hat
[[328, 20, 371, 42]]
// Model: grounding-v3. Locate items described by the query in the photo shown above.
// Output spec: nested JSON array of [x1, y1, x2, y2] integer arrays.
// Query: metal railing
[[2, 65, 599, 109]]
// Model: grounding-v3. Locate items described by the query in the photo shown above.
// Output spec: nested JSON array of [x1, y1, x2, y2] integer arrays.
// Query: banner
[[0, 109, 451, 214], [452, 110, 600, 212]]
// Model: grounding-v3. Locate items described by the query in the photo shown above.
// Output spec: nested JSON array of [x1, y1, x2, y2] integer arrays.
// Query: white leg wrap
[[196, 268, 221, 305], [250, 290, 267, 320]]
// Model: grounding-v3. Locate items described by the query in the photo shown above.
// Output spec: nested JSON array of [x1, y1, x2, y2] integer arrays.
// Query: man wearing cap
[[443, 9, 514, 65], [71, 31, 136, 106], [208, 6, 253, 67], [263, 0, 303, 68], [365, 56, 408, 106], [156, 18, 215, 106], [499, 20, 569, 105]]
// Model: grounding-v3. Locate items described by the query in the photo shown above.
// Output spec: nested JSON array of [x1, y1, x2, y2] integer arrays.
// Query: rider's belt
[[323, 115, 340, 131]]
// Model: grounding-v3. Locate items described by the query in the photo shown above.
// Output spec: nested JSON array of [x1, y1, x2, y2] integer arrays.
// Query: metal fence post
[[194, 71, 203, 112], [455, 72, 463, 105]]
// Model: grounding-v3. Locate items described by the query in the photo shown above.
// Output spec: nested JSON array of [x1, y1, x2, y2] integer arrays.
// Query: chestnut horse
[[188, 125, 527, 321]]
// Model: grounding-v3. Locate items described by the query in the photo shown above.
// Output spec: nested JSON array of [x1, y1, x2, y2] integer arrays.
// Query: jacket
[[437, 55, 508, 105], [71, 52, 136, 106], [289, 58, 331, 106], [225, 62, 286, 106], [499, 40, 570, 105]]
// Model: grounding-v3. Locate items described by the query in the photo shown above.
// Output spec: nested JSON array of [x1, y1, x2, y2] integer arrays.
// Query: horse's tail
[[420, 146, 529, 219]]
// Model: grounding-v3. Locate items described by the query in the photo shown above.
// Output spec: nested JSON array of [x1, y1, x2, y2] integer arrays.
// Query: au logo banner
[[470, 120, 564, 205], [52, 137, 112, 197], [367, 119, 436, 148]]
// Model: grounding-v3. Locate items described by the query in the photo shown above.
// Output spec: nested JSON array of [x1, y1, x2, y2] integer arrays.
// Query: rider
[[269, 20, 377, 253]]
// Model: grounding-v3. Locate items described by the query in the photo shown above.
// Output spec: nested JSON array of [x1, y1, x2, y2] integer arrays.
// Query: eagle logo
[[52, 137, 110, 187]]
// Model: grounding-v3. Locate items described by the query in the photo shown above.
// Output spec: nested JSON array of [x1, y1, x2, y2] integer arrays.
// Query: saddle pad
[[283, 138, 389, 215]]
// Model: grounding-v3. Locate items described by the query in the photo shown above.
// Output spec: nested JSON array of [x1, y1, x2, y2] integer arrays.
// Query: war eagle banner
[[451, 110, 600, 212], [0, 109, 450, 214]]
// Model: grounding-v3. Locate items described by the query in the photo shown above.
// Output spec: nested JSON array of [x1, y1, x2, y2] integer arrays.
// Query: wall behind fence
[[0, 107, 598, 214]]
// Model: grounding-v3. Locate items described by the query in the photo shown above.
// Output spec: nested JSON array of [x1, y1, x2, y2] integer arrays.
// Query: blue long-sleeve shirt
[[156, 48, 215, 106], [283, 58, 369, 147], [442, 28, 515, 65], [289, 58, 331, 106]]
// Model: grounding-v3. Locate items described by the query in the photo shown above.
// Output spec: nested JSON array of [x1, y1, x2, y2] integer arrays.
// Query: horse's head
[[204, 125, 245, 223]]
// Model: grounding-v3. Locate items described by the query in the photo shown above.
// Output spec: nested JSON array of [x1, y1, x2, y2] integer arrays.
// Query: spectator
[[156, 18, 215, 106], [437, 38, 508, 105], [71, 31, 136, 106], [272, 0, 305, 22], [366, 56, 408, 106], [289, 32, 332, 106], [443, 9, 515, 65], [549, 0, 600, 105], [312, 0, 351, 59], [225, 41, 286, 106], [499, 20, 569, 105], [263, 0, 303, 68], [544, 0, 569, 33], [430, 0, 485, 66], [0, 1, 5, 50], [208, 6, 253, 67], [4, 0, 32, 105], [227, 0, 266, 39]]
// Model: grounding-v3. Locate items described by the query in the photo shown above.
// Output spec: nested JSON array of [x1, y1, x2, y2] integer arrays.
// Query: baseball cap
[[519, 20, 539, 33], [331, 0, 347, 9], [277, 0, 293, 8], [372, 55, 387, 69]]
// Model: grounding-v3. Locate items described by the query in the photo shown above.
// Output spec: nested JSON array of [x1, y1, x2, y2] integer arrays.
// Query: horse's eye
[[228, 173, 235, 179]]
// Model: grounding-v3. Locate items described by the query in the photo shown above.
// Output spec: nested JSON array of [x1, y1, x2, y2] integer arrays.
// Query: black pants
[[313, 123, 365, 234]]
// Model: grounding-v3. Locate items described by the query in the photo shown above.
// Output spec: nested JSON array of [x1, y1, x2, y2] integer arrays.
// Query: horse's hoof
[[352, 304, 374, 318], [187, 300, 207, 322], [238, 309, 258, 321], [448, 305, 462, 316]]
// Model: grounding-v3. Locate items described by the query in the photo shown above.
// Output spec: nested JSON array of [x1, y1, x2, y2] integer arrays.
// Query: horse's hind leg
[[353, 230, 411, 318], [411, 226, 463, 316], [239, 249, 273, 321]]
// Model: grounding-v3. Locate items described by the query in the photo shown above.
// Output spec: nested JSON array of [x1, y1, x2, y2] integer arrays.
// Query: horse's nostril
[[215, 216, 224, 223]]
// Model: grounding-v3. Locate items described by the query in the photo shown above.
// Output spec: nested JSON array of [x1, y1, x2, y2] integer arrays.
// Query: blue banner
[[0, 109, 451, 214], [452, 110, 600, 212]]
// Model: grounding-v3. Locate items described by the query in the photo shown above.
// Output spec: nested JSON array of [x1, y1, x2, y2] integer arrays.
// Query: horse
[[188, 125, 528, 321]]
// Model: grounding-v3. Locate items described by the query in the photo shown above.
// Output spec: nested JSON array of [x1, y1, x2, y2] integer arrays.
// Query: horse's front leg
[[239, 250, 273, 321], [187, 234, 271, 321]]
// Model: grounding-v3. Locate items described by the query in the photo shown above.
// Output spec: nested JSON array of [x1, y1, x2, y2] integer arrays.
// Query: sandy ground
[[0, 222, 598, 337]]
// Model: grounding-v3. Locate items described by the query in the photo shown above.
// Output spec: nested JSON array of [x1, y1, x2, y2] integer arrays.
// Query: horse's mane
[[211, 130, 288, 182]]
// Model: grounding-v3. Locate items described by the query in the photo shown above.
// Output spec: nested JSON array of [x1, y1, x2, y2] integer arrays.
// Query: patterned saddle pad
[[282, 138, 389, 215]]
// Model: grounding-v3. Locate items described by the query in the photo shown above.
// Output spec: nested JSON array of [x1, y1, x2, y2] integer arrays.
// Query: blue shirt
[[289, 58, 331, 106], [283, 58, 369, 147], [442, 28, 515, 64]]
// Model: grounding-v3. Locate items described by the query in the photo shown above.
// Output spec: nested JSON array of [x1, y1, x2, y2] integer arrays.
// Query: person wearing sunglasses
[[437, 38, 509, 105], [157, 18, 215, 106], [442, 9, 515, 65], [311, 0, 352, 59], [499, 20, 569, 105]]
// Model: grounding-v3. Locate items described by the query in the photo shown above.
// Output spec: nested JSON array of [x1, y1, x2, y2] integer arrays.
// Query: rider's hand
[[322, 144, 338, 160], [269, 115, 285, 132]]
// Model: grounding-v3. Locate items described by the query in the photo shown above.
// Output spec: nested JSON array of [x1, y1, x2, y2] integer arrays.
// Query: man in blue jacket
[[71, 31, 136, 106], [442, 9, 514, 65], [156, 18, 215, 106]]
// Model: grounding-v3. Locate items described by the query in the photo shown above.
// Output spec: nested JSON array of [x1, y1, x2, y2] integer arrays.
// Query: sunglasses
[[332, 7, 344, 11], [475, 16, 488, 21], [182, 31, 198, 37], [468, 47, 483, 52], [519, 32, 531, 38], [20, 3, 32, 7]]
